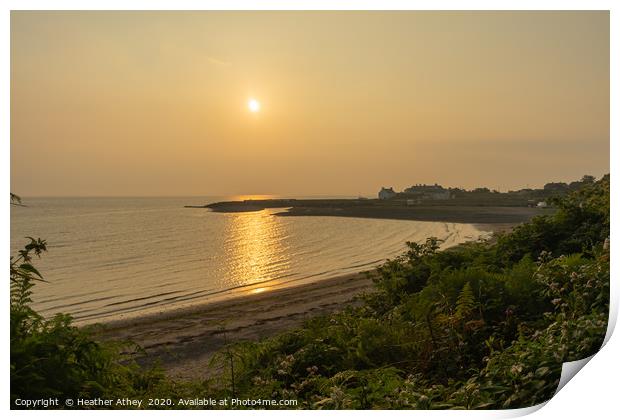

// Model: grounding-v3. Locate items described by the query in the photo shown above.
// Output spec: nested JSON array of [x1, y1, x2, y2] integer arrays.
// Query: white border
[[2, 2, 617, 420], [0, 0, 617, 11]]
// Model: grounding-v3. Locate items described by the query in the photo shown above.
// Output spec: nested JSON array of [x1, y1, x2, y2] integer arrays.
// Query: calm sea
[[10, 197, 489, 324]]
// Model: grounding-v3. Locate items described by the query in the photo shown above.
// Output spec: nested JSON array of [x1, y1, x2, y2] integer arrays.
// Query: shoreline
[[273, 205, 544, 224], [98, 271, 374, 380], [201, 199, 551, 225], [97, 222, 514, 381]]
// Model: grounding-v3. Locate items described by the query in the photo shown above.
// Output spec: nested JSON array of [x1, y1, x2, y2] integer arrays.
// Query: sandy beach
[[98, 271, 374, 380], [97, 222, 513, 381]]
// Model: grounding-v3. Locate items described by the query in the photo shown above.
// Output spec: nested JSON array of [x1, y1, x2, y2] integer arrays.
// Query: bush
[[10, 237, 180, 408]]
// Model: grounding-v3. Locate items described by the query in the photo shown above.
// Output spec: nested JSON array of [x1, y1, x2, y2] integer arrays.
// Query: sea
[[10, 197, 490, 324]]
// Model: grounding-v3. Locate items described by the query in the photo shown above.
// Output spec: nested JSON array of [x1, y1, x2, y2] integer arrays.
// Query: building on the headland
[[404, 183, 445, 194], [378, 187, 397, 200], [428, 191, 451, 200], [403, 183, 452, 200], [537, 201, 548, 208]]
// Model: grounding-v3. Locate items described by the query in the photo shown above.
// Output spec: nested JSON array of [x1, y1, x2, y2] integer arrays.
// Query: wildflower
[[306, 365, 319, 375], [510, 364, 524, 375]]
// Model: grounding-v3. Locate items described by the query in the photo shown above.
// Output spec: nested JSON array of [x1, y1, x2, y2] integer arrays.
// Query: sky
[[11, 11, 609, 197]]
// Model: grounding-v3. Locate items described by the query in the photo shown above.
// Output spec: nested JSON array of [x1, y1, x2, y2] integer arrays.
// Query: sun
[[248, 98, 261, 113]]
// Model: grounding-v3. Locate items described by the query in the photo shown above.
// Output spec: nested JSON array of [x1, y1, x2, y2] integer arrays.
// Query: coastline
[[274, 205, 544, 224], [98, 271, 374, 380], [97, 222, 513, 381], [202, 200, 550, 225]]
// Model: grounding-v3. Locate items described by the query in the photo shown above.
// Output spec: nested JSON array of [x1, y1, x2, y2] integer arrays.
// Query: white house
[[537, 201, 548, 208], [378, 187, 396, 200]]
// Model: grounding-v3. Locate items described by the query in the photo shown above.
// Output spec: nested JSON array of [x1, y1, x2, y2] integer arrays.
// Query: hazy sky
[[11, 11, 609, 196]]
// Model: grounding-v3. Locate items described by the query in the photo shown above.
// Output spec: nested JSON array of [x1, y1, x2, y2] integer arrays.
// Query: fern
[[455, 282, 475, 320]]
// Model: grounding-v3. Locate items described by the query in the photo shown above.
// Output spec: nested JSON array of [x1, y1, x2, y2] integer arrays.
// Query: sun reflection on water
[[250, 287, 270, 294], [225, 210, 289, 289]]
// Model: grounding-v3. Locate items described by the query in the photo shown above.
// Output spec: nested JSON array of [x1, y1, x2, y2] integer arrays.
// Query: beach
[[15, 198, 492, 323], [97, 220, 516, 381], [98, 271, 374, 380]]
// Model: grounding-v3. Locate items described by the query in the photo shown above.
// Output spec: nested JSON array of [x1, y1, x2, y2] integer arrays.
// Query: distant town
[[376, 175, 598, 208], [189, 175, 603, 225]]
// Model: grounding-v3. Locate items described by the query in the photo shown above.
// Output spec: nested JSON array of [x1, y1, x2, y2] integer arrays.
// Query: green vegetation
[[10, 196, 193, 407], [10, 175, 610, 409]]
